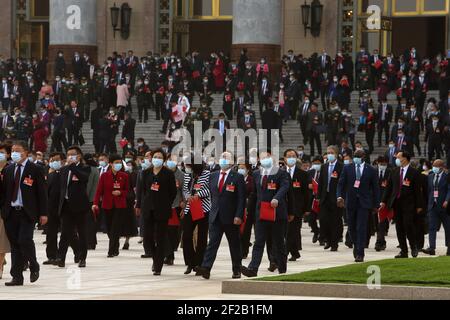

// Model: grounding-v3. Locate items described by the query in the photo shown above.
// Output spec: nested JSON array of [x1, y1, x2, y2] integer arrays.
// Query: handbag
[[78, 132, 85, 146]]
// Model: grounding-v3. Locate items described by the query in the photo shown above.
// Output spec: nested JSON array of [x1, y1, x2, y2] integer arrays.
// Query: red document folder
[[378, 207, 394, 222], [260, 202, 276, 222], [168, 208, 180, 226], [312, 179, 319, 195], [312, 199, 320, 214], [190, 198, 205, 221], [240, 210, 247, 235]]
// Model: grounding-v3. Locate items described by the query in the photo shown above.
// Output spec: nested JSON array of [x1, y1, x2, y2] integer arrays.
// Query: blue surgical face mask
[[125, 158, 133, 163], [113, 163, 123, 172], [344, 160, 351, 165], [353, 157, 363, 165], [125, 165, 133, 173], [286, 158, 297, 167], [69, 155, 78, 163], [141, 159, 151, 170], [50, 161, 62, 171], [0, 153, 6, 162], [238, 169, 247, 176], [99, 161, 107, 168], [260, 157, 273, 169], [327, 154, 336, 163], [395, 159, 402, 167], [432, 167, 441, 174], [166, 160, 177, 170], [312, 164, 321, 171], [152, 158, 164, 168], [11, 152, 22, 163], [219, 158, 231, 170]]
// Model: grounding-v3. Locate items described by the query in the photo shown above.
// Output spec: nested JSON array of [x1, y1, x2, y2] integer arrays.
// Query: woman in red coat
[[93, 154, 129, 257], [33, 121, 49, 153], [212, 53, 225, 92]]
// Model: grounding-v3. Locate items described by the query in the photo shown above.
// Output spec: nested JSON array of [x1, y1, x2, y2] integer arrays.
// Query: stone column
[[231, 0, 282, 76], [47, 0, 97, 80]]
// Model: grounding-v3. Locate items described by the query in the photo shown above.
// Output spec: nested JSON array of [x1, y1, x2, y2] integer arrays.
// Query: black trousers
[[143, 212, 168, 273], [202, 218, 242, 273], [366, 129, 375, 153], [378, 121, 390, 145], [287, 216, 302, 257], [58, 204, 88, 262], [394, 202, 417, 253], [4, 209, 39, 281], [309, 132, 322, 157], [376, 219, 390, 245], [137, 103, 149, 122], [165, 207, 181, 260], [46, 211, 80, 260], [319, 197, 342, 248], [105, 208, 124, 255], [241, 210, 255, 258], [85, 205, 97, 249], [182, 212, 209, 268], [50, 131, 68, 153]]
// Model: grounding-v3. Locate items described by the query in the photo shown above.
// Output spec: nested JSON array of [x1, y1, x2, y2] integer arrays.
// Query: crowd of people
[[0, 45, 449, 285]]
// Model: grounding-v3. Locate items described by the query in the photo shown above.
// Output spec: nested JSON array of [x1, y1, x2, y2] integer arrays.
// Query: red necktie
[[12, 164, 22, 202], [218, 172, 226, 193]]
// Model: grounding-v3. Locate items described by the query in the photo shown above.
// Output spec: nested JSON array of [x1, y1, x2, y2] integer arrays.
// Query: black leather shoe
[[288, 256, 298, 262], [268, 263, 278, 272], [74, 257, 81, 264], [122, 243, 130, 250], [447, 248, 450, 256], [241, 266, 258, 278], [30, 271, 39, 283], [232, 272, 241, 279], [141, 254, 152, 259], [5, 279, 23, 286], [78, 260, 86, 268], [411, 248, 419, 258], [395, 252, 408, 259], [324, 243, 331, 250], [355, 256, 364, 263], [422, 248, 436, 256], [330, 246, 338, 252], [164, 258, 174, 266], [153, 271, 161, 276], [57, 260, 65, 268], [312, 234, 319, 244], [43, 259, 57, 265], [375, 243, 386, 252], [345, 241, 353, 249], [319, 241, 325, 246], [23, 262, 29, 271], [184, 266, 193, 275], [107, 254, 115, 258], [195, 267, 210, 279]]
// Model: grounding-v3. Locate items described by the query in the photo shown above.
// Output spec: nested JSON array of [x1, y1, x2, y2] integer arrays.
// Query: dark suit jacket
[[47, 170, 62, 216], [377, 104, 393, 123], [253, 168, 290, 221], [337, 163, 380, 210], [382, 166, 424, 213], [318, 161, 344, 206], [286, 167, 310, 217], [427, 172, 450, 212], [138, 167, 177, 221], [58, 163, 91, 215], [0, 160, 48, 222], [208, 170, 246, 225], [122, 118, 136, 141]]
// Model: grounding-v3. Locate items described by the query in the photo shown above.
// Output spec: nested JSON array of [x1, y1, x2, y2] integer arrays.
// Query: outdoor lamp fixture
[[301, 0, 324, 37], [110, 2, 132, 40]]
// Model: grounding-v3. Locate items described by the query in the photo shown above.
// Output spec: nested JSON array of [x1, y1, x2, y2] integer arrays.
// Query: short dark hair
[[49, 152, 66, 160], [152, 148, 167, 161], [0, 143, 12, 155], [12, 140, 29, 152], [67, 145, 83, 156], [109, 154, 122, 163], [377, 156, 388, 164], [284, 149, 298, 157], [398, 151, 411, 161], [312, 156, 323, 163]]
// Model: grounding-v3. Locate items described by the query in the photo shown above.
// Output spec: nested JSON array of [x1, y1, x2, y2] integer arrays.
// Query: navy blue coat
[[427, 172, 450, 212]]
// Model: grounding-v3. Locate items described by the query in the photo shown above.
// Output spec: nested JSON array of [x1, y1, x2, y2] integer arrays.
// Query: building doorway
[[188, 21, 232, 55], [392, 16, 446, 58]]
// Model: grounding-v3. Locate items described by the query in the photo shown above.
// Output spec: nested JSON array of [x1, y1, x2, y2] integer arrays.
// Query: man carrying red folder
[[196, 152, 246, 280], [242, 151, 291, 278]]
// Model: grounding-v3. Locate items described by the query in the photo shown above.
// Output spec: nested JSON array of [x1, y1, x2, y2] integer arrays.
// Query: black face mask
[[193, 164, 204, 176]]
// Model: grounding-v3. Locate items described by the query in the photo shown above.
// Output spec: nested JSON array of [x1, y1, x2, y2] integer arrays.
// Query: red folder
[[260, 202, 276, 222], [190, 198, 205, 221], [168, 208, 180, 226], [374, 59, 383, 70], [378, 207, 394, 222], [312, 199, 320, 214], [240, 210, 247, 235], [192, 70, 201, 79]]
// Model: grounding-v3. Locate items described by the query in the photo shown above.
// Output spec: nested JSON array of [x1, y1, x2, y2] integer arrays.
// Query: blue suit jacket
[[253, 168, 290, 221], [337, 163, 380, 210], [427, 172, 450, 212], [209, 170, 246, 225]]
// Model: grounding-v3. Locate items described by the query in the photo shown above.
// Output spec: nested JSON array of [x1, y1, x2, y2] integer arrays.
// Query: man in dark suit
[[1, 77, 12, 112], [381, 151, 425, 258], [337, 149, 380, 262], [317, 146, 344, 251], [298, 96, 311, 145], [234, 91, 248, 120], [72, 52, 83, 80], [408, 103, 423, 156], [306, 103, 323, 156], [377, 99, 393, 146], [0, 111, 14, 141], [90, 104, 103, 153], [197, 152, 246, 279], [258, 76, 272, 115], [426, 115, 444, 161], [286, 74, 301, 120], [262, 104, 281, 148], [57, 146, 91, 268], [242, 151, 291, 277], [44, 152, 79, 265], [213, 113, 231, 152], [422, 159, 450, 256], [238, 109, 257, 131], [385, 140, 397, 167], [0, 140, 48, 286], [394, 128, 413, 155], [374, 156, 392, 251], [67, 101, 83, 146], [122, 112, 136, 146], [284, 149, 310, 261]]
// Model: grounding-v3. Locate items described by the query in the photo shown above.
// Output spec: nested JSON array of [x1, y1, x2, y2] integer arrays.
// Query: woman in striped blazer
[[182, 158, 211, 275]]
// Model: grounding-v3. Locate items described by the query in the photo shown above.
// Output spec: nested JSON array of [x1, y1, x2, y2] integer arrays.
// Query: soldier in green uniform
[[77, 77, 92, 122]]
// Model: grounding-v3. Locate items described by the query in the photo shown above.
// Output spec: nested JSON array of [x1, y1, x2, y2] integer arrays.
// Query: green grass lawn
[[257, 257, 450, 287]]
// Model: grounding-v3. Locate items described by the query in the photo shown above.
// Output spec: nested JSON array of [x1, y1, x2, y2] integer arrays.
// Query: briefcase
[[78, 133, 85, 146]]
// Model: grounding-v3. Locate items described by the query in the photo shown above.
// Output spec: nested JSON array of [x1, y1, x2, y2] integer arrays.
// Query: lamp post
[[301, 0, 323, 38], [110, 2, 132, 40]]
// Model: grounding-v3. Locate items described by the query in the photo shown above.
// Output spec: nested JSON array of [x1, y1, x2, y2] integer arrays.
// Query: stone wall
[[0, 0, 13, 59]]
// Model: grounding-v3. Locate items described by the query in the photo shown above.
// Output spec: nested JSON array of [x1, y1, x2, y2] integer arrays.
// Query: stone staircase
[[74, 90, 436, 158]]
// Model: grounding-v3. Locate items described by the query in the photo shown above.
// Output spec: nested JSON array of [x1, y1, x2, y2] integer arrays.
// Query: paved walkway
[[0, 227, 445, 300]]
